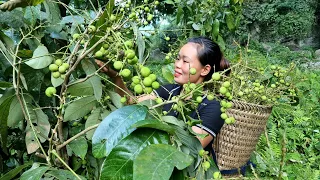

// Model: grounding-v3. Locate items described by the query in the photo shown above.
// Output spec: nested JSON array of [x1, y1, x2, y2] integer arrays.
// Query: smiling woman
[[95, 36, 230, 165]]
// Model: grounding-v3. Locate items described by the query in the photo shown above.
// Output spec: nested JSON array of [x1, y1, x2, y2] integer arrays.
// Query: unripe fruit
[[143, 77, 152, 87], [261, 95, 267, 100], [189, 68, 197, 75], [88, 25, 96, 33], [121, 69, 131, 78], [213, 171, 222, 179], [140, 67, 151, 77], [62, 63, 69, 69], [145, 87, 153, 94], [189, 83, 196, 89], [229, 117, 235, 123], [147, 14, 153, 21], [52, 72, 61, 78], [219, 87, 227, 94], [270, 65, 276, 70], [172, 104, 178, 110], [60, 74, 66, 79], [113, 61, 123, 70], [120, 97, 127, 103], [211, 72, 221, 81], [222, 81, 231, 88], [155, 0, 159, 5], [144, 6, 150, 12], [156, 97, 163, 104], [163, 111, 167, 115], [271, 84, 276, 88], [110, 14, 116, 21], [49, 64, 59, 72], [103, 43, 109, 49], [238, 91, 244, 96], [58, 66, 67, 73], [125, 49, 135, 59], [165, 36, 170, 41], [220, 107, 226, 112], [196, 96, 202, 103], [198, 149, 206, 157], [95, 51, 103, 58], [148, 74, 157, 82], [202, 161, 210, 171], [152, 81, 160, 89], [72, 33, 80, 40], [45, 87, 57, 97], [55, 59, 63, 66], [225, 118, 232, 124], [134, 84, 143, 94], [220, 113, 228, 120], [207, 94, 214, 101], [132, 76, 140, 84], [226, 102, 232, 108], [124, 40, 134, 48]]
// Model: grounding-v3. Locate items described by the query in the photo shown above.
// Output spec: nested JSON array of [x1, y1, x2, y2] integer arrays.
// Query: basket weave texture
[[213, 100, 272, 171]]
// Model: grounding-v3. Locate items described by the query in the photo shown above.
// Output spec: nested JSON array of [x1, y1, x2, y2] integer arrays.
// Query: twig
[[51, 150, 81, 180], [57, 124, 100, 150]]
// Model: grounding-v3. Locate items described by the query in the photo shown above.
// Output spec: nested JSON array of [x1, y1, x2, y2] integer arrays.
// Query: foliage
[[239, 0, 318, 42]]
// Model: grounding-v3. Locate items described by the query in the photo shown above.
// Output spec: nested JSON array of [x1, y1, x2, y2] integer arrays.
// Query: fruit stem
[[51, 150, 82, 180]]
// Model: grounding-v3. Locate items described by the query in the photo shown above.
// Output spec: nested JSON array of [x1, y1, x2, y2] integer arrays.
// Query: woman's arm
[[192, 126, 213, 148]]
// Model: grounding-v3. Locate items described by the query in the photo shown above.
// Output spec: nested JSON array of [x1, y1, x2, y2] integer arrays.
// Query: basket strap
[[220, 160, 256, 175]]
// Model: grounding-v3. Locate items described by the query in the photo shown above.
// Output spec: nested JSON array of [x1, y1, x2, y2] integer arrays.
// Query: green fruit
[[88, 25, 96, 33], [140, 67, 151, 77], [132, 76, 140, 84], [145, 87, 153, 94], [60, 74, 66, 79], [156, 97, 163, 104], [95, 51, 103, 58], [143, 77, 152, 87], [148, 74, 157, 82], [220, 100, 227, 107], [121, 69, 131, 78], [134, 84, 143, 94], [271, 84, 276, 88], [220, 107, 226, 112], [172, 104, 178, 110], [72, 33, 80, 40], [58, 66, 67, 73], [213, 171, 222, 179], [52, 72, 61, 78], [261, 95, 267, 100], [165, 37, 170, 41], [207, 94, 214, 101], [226, 102, 232, 108], [238, 91, 244, 96], [110, 14, 116, 21], [229, 117, 235, 123], [163, 111, 167, 115], [144, 0, 148, 3], [125, 49, 135, 59], [199, 149, 206, 156], [189, 68, 197, 75], [270, 65, 277, 70], [211, 72, 221, 81], [152, 81, 160, 89], [128, 56, 138, 65], [45, 87, 57, 97], [189, 83, 196, 89], [120, 97, 127, 103], [222, 81, 231, 88], [202, 161, 210, 171], [55, 59, 63, 66], [103, 43, 109, 49], [219, 87, 227, 94], [144, 6, 150, 12], [144, 21, 149, 26], [147, 14, 153, 21], [155, 0, 159, 5], [82, 160, 87, 165], [62, 63, 70, 69], [196, 96, 202, 103], [124, 40, 134, 48], [113, 61, 123, 70], [225, 118, 232, 124], [49, 64, 59, 72], [220, 113, 228, 120]]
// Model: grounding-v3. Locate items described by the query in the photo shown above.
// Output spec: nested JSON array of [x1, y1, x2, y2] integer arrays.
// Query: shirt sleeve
[[195, 100, 224, 137]]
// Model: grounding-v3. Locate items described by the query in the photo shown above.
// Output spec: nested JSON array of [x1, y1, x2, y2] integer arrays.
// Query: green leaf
[[162, 64, 174, 84], [25, 103, 50, 154], [176, 6, 183, 24], [0, 10, 26, 28], [46, 169, 87, 180], [20, 163, 49, 180], [192, 23, 201, 31], [81, 59, 102, 100], [85, 108, 102, 140], [24, 6, 41, 27], [173, 126, 202, 158], [225, 12, 235, 31], [0, 95, 14, 155], [216, 35, 225, 51], [107, 91, 123, 109], [67, 79, 94, 96], [100, 129, 170, 180], [0, 161, 33, 180], [7, 96, 24, 127], [64, 96, 97, 121], [25, 45, 53, 69], [51, 74, 64, 87], [92, 105, 148, 158], [132, 23, 145, 63], [67, 136, 88, 160], [95, 0, 114, 27], [162, 116, 185, 128], [133, 144, 193, 180], [132, 119, 175, 134], [43, 0, 61, 32]]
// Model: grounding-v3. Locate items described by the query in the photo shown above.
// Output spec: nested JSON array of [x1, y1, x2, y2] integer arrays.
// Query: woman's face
[[174, 43, 210, 85]]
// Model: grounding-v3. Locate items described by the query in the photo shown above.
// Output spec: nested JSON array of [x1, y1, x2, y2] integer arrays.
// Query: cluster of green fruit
[[123, 0, 159, 26], [198, 149, 222, 179], [45, 87, 57, 97], [130, 66, 160, 94], [49, 59, 70, 79]]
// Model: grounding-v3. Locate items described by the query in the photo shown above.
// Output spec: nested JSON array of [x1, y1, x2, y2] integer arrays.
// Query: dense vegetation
[[0, 0, 319, 179]]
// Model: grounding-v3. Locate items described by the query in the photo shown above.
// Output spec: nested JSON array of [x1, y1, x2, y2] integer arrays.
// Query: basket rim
[[231, 100, 273, 110]]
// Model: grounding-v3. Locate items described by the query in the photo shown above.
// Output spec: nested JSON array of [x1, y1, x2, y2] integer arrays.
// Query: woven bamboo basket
[[213, 100, 272, 173]]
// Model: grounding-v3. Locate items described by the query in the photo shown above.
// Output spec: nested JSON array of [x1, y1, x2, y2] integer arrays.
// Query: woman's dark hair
[[188, 37, 230, 81]]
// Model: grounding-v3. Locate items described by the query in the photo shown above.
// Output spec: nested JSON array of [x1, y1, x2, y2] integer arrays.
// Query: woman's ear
[[201, 64, 211, 77]]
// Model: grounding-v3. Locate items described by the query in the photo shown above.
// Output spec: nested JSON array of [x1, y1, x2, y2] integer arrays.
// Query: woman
[[96, 36, 229, 149]]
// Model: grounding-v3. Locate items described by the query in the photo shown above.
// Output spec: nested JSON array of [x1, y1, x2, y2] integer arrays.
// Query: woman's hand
[[95, 59, 118, 78]]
